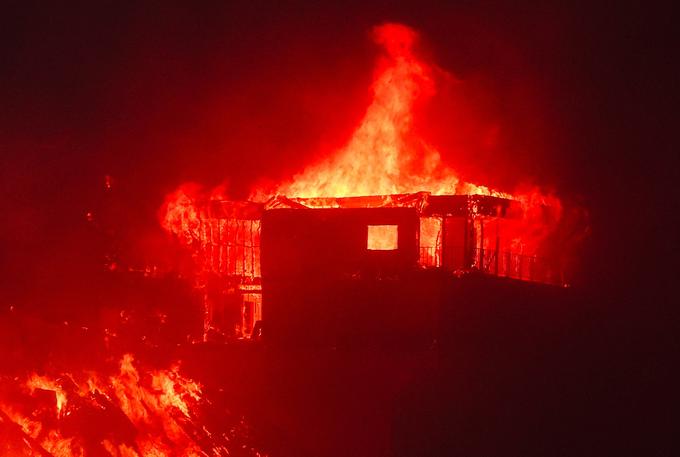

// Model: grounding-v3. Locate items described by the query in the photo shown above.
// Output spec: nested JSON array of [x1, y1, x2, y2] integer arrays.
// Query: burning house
[[180, 191, 564, 343], [161, 23, 570, 342]]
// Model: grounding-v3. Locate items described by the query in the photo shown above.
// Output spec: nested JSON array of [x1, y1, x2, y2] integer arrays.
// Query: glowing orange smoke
[[270, 23, 509, 200]]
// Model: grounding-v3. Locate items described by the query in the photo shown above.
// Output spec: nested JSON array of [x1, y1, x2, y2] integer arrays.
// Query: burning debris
[[0, 351, 265, 457], [0, 272, 265, 456]]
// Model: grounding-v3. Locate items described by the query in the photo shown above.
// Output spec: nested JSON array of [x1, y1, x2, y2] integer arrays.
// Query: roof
[[204, 192, 518, 219]]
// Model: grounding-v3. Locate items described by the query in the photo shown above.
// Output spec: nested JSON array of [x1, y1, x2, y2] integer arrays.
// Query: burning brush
[[0, 352, 266, 457]]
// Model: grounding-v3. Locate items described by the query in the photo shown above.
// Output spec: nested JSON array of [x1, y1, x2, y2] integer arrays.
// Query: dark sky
[[0, 2, 676, 294]]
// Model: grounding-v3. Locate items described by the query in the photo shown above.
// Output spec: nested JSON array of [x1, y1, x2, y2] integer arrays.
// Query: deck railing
[[419, 246, 563, 285], [472, 248, 562, 285]]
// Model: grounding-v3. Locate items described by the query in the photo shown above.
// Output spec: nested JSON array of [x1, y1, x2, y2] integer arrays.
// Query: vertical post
[[464, 196, 474, 270], [211, 221, 216, 273], [203, 291, 210, 342], [250, 220, 255, 277], [463, 212, 469, 269], [479, 219, 484, 271], [226, 219, 231, 275], [203, 222, 209, 273], [220, 220, 225, 274], [495, 223, 500, 276], [242, 220, 246, 277], [441, 215, 447, 270]]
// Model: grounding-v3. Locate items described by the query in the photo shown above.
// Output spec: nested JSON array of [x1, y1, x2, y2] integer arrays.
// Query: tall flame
[[273, 23, 507, 199]]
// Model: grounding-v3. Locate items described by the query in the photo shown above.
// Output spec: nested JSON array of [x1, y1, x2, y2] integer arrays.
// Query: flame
[[160, 184, 202, 244], [26, 374, 69, 415], [0, 354, 265, 456], [271, 23, 508, 200]]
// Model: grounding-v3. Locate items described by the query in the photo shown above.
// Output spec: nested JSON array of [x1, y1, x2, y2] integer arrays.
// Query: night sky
[[0, 1, 676, 452]]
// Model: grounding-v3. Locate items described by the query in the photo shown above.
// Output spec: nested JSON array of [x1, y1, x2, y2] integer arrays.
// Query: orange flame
[[0, 355, 265, 456], [26, 374, 69, 415], [271, 23, 509, 200], [160, 184, 202, 244]]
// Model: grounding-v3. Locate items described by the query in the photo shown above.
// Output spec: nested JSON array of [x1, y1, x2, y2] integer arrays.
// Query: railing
[[471, 248, 563, 285], [418, 245, 563, 285], [200, 218, 261, 279], [419, 246, 440, 268]]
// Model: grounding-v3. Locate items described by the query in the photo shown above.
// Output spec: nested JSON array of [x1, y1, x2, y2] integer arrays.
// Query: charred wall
[[260, 206, 571, 348], [260, 207, 439, 347]]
